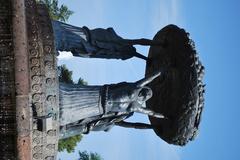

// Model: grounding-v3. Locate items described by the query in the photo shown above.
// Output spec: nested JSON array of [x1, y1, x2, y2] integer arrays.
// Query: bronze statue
[[59, 71, 165, 139], [52, 20, 166, 60], [53, 20, 205, 145]]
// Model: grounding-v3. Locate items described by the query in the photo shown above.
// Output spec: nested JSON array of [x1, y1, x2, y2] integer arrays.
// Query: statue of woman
[[52, 20, 165, 60], [59, 71, 165, 139]]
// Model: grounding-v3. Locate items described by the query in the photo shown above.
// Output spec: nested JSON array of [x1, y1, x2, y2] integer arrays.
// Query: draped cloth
[[59, 83, 104, 126], [59, 83, 133, 139]]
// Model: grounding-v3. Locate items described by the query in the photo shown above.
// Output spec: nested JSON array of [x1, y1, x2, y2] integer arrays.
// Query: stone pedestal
[[0, 0, 59, 159]]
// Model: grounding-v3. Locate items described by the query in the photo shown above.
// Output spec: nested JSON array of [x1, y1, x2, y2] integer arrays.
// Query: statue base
[[0, 0, 59, 159]]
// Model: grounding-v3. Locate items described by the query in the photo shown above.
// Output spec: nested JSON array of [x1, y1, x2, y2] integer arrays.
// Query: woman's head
[[137, 87, 153, 102]]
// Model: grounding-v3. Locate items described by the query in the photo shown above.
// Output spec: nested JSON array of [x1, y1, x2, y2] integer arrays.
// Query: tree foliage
[[58, 64, 74, 84], [58, 135, 82, 153], [37, 0, 74, 22], [78, 77, 88, 85], [78, 151, 103, 160]]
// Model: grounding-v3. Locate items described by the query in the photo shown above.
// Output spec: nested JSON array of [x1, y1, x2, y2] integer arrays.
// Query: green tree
[[37, 0, 74, 22], [58, 135, 82, 153], [57, 64, 88, 153], [78, 151, 103, 160], [78, 77, 88, 85], [58, 64, 74, 84]]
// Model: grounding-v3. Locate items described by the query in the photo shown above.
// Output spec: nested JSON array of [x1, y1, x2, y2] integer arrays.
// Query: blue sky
[[57, 0, 240, 160]]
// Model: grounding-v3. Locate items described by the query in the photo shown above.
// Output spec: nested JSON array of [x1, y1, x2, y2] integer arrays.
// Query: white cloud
[[150, 0, 184, 33], [57, 51, 74, 60], [170, 0, 180, 23]]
